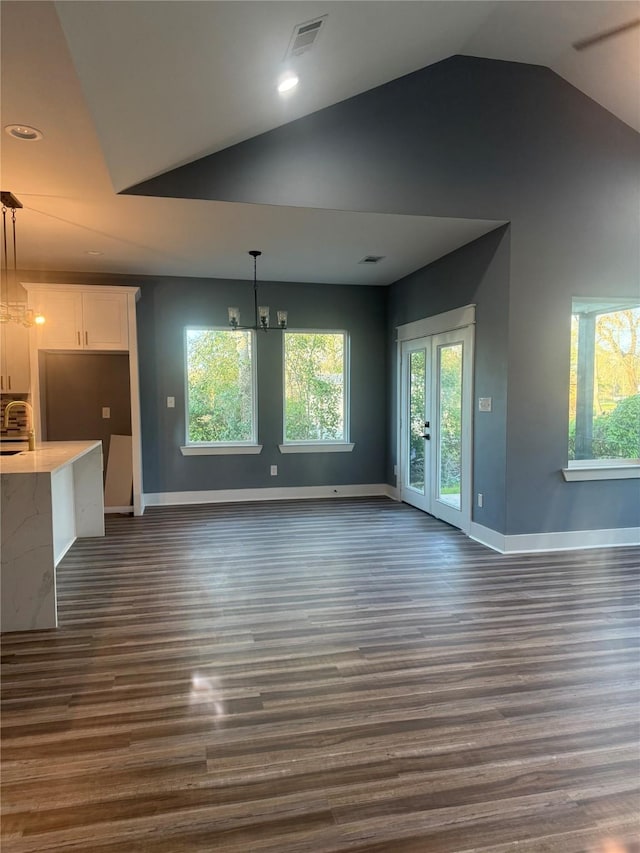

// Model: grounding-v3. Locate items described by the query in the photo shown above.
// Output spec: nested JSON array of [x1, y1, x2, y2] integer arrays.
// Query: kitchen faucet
[[3, 400, 35, 451]]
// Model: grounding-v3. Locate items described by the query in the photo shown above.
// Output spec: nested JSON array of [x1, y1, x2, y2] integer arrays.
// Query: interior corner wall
[[387, 226, 511, 534]]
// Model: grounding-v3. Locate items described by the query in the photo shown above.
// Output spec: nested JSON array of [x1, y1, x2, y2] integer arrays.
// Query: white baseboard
[[469, 522, 507, 552], [469, 521, 640, 554], [144, 483, 397, 507]]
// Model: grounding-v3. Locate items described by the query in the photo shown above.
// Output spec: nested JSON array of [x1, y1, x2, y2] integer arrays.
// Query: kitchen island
[[1, 441, 104, 632]]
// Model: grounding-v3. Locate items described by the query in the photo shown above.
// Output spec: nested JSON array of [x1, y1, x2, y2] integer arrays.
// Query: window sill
[[279, 442, 355, 454], [562, 460, 640, 481], [181, 444, 263, 456]]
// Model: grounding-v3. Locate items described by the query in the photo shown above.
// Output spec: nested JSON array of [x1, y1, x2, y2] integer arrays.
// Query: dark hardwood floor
[[1, 497, 639, 852]]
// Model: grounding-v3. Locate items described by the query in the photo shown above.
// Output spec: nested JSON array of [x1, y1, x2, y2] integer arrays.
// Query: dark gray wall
[[21, 270, 387, 494], [138, 276, 387, 493], [131, 55, 640, 534], [42, 352, 131, 476], [387, 226, 510, 533]]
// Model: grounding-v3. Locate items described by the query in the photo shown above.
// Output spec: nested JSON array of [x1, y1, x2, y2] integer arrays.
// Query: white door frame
[[396, 305, 475, 533]]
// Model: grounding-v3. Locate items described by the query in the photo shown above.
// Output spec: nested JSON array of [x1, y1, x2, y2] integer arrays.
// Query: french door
[[399, 326, 473, 532]]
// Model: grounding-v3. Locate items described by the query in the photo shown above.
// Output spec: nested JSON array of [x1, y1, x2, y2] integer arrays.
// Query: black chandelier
[[228, 250, 287, 331]]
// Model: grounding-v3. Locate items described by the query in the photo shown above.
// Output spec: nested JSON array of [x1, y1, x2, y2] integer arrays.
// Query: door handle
[[85, 331, 89, 346], [77, 331, 81, 345], [421, 434, 430, 440], [7, 375, 11, 390]]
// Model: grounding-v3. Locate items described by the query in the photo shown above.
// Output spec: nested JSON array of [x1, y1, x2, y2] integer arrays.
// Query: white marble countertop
[[0, 440, 102, 475]]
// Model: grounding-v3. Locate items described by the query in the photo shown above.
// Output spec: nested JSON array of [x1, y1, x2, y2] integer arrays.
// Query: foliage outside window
[[569, 301, 640, 462], [284, 332, 347, 442], [438, 344, 463, 502], [186, 328, 255, 443]]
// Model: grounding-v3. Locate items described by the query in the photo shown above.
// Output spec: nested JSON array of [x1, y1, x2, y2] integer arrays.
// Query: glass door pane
[[437, 343, 462, 509], [408, 348, 426, 492]]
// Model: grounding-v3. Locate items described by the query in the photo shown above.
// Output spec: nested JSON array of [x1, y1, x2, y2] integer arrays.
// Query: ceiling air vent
[[359, 255, 385, 265], [285, 15, 327, 59]]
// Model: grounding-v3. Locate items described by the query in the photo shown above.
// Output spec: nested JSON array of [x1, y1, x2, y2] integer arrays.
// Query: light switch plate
[[167, 397, 175, 408], [478, 397, 492, 412], [102, 407, 110, 419]]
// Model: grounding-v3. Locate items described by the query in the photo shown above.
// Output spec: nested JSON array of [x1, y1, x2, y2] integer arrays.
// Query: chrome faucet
[[3, 400, 35, 450]]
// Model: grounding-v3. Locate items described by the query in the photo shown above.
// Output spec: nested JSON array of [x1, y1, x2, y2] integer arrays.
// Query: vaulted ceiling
[[1, 1, 638, 284]]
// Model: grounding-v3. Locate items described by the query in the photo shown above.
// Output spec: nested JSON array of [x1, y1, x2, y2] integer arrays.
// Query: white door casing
[[397, 307, 474, 533]]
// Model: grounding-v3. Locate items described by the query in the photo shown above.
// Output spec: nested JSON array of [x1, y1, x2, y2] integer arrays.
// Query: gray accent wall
[[138, 276, 387, 494], [127, 55, 640, 535]]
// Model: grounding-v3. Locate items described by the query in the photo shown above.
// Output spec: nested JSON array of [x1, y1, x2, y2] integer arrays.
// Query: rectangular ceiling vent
[[359, 255, 386, 265], [285, 16, 327, 59]]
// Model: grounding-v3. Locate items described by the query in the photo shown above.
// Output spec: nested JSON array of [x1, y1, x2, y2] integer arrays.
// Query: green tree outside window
[[284, 332, 346, 441], [186, 329, 255, 443]]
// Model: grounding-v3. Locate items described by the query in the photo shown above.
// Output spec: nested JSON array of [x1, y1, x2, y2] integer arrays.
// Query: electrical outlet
[[477, 493, 483, 508], [270, 465, 278, 476], [102, 407, 110, 419], [167, 397, 175, 408]]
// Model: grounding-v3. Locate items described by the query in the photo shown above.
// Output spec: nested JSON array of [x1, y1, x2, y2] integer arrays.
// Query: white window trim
[[279, 442, 354, 454], [282, 329, 350, 446], [562, 459, 640, 481], [184, 326, 257, 448], [181, 444, 262, 456]]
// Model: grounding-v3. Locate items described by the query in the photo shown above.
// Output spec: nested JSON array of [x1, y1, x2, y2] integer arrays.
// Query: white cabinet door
[[34, 291, 84, 350], [1, 323, 31, 393], [29, 290, 128, 351], [82, 292, 129, 350]]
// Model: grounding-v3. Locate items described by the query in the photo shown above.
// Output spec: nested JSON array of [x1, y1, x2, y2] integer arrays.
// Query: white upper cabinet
[[31, 290, 84, 350], [81, 291, 129, 350], [26, 286, 130, 351], [1, 322, 31, 393]]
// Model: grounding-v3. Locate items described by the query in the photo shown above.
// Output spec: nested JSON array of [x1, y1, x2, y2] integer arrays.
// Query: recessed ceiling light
[[277, 73, 299, 94], [5, 124, 43, 141], [84, 250, 103, 256]]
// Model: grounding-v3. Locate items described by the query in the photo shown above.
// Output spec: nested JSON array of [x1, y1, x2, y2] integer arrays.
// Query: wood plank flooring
[[1, 497, 639, 852]]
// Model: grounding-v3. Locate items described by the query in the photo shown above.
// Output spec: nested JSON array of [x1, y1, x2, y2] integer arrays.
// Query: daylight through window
[[185, 328, 255, 444], [569, 300, 640, 462], [283, 332, 348, 442]]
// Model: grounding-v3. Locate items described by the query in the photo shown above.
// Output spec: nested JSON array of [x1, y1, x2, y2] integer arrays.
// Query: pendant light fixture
[[1, 191, 45, 327], [228, 250, 287, 331]]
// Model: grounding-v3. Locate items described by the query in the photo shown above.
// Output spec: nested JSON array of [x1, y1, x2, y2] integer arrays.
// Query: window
[[569, 299, 640, 464], [283, 331, 349, 444], [184, 328, 257, 451]]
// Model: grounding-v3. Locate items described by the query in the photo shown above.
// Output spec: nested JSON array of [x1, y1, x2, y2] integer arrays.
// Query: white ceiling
[[1, 1, 638, 285]]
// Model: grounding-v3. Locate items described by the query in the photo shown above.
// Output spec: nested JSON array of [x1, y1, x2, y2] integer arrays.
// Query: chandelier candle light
[[228, 250, 287, 331], [1, 191, 45, 327]]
